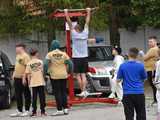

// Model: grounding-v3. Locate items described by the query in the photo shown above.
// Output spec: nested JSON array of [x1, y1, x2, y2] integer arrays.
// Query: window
[[88, 46, 113, 62]]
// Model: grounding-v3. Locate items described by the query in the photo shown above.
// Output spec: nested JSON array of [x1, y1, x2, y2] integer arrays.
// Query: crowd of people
[[10, 8, 92, 117], [109, 36, 160, 120], [7, 7, 160, 120]]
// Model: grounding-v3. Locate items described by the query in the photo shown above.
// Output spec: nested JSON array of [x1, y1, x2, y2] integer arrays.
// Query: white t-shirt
[[113, 55, 124, 75], [71, 24, 89, 58]]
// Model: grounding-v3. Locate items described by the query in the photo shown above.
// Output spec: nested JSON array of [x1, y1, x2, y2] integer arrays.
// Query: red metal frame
[[49, 11, 87, 18], [47, 10, 118, 107]]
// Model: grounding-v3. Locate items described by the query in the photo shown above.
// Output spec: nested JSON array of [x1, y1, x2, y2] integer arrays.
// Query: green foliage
[[0, 5, 27, 34], [1, 0, 160, 35], [90, 2, 109, 31]]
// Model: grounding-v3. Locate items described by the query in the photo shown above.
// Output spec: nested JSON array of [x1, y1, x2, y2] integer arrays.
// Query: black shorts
[[72, 57, 88, 73]]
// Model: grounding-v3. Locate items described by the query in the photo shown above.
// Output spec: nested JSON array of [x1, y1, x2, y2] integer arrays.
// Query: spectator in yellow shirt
[[44, 40, 73, 116], [144, 36, 159, 105], [10, 43, 31, 117], [25, 49, 46, 117]]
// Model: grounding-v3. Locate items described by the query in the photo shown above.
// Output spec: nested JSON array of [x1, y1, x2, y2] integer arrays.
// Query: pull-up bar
[[49, 7, 98, 18], [56, 7, 98, 12]]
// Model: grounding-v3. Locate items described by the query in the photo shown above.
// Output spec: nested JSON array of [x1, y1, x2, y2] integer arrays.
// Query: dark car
[[0, 51, 14, 109]]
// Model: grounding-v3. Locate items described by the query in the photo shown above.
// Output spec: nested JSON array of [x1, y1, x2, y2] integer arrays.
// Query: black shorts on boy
[[72, 57, 88, 73]]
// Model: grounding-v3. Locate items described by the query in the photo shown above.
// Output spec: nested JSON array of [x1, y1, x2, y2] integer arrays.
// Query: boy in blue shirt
[[117, 47, 147, 120]]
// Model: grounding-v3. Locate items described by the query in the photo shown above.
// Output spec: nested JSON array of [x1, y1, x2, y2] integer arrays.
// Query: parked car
[[87, 45, 113, 94], [0, 51, 14, 109], [46, 45, 114, 95]]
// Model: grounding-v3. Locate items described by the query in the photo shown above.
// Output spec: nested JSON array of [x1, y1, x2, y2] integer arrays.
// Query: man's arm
[[116, 65, 123, 83], [43, 59, 50, 75], [64, 9, 72, 30], [12, 71, 15, 80], [23, 73, 31, 85], [23, 64, 30, 85], [64, 59, 73, 74], [85, 8, 91, 26], [143, 49, 154, 61], [140, 64, 147, 82]]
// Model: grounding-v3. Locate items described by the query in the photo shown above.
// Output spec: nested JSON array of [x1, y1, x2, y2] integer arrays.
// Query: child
[[154, 49, 160, 120], [44, 40, 73, 116], [109, 46, 124, 101], [117, 47, 147, 120], [24, 49, 46, 117]]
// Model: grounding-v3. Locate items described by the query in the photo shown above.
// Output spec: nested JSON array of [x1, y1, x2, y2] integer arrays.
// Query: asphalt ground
[[0, 81, 158, 120]]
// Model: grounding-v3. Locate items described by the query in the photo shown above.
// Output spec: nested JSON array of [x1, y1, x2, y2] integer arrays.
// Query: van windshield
[[88, 46, 113, 62]]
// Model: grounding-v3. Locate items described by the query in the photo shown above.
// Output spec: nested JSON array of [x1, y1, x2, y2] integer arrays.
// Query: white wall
[[0, 27, 160, 64], [0, 34, 48, 64], [120, 27, 160, 54]]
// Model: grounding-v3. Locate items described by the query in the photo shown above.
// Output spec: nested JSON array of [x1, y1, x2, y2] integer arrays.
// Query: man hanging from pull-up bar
[[64, 8, 91, 97]]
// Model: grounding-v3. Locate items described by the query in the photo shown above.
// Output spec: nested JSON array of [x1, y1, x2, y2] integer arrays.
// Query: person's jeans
[[147, 71, 157, 102], [14, 78, 31, 112], [32, 86, 46, 113], [51, 79, 68, 110], [122, 94, 146, 120]]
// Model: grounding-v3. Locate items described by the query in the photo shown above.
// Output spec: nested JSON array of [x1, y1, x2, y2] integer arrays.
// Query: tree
[[1, 0, 160, 48], [0, 0, 13, 15]]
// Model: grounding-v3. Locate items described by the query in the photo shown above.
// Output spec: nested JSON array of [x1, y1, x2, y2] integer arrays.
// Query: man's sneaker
[[10, 111, 23, 117], [20, 111, 30, 117], [41, 112, 47, 116], [83, 91, 89, 98], [63, 109, 69, 115], [51, 111, 64, 116], [30, 113, 37, 117], [108, 93, 116, 99], [77, 91, 85, 97]]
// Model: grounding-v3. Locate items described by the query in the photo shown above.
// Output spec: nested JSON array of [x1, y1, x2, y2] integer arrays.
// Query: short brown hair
[[129, 47, 139, 59], [16, 43, 26, 49], [74, 24, 83, 32], [149, 36, 157, 40], [29, 48, 38, 56]]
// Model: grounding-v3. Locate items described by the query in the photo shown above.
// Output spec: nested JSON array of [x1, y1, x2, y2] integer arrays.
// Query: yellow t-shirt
[[14, 52, 30, 78], [25, 58, 45, 87], [46, 49, 70, 80], [144, 46, 159, 71]]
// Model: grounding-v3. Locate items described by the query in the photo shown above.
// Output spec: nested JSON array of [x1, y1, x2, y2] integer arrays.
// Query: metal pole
[[66, 29, 75, 100]]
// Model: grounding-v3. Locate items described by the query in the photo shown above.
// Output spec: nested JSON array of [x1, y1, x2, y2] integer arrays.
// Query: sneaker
[[108, 93, 116, 98], [41, 112, 47, 116], [63, 109, 69, 115], [10, 111, 23, 117], [83, 91, 89, 98], [51, 111, 64, 116], [20, 111, 30, 117], [77, 91, 85, 97], [30, 113, 37, 117]]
